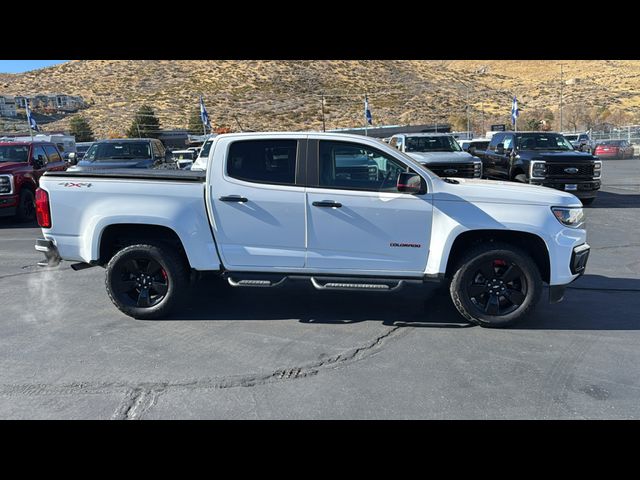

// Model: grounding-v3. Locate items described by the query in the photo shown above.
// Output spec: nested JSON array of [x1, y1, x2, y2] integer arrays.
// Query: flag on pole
[[511, 96, 519, 126], [364, 95, 372, 125], [199, 95, 211, 130], [25, 100, 39, 132]]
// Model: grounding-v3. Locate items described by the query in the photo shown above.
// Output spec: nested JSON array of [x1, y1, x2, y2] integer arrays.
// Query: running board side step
[[223, 272, 423, 291], [310, 277, 405, 292], [225, 272, 287, 288]]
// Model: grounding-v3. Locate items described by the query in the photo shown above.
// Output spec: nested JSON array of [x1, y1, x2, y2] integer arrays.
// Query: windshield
[[564, 135, 578, 141], [0, 145, 29, 163], [83, 142, 151, 161], [516, 134, 574, 151], [405, 136, 462, 153], [198, 140, 213, 158]]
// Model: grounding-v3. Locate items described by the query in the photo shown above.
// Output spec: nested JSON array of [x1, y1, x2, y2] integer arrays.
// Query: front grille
[[427, 163, 476, 178], [547, 163, 594, 178]]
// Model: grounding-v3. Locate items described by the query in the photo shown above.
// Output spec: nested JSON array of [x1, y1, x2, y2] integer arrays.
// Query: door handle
[[219, 195, 248, 203], [312, 200, 342, 208]]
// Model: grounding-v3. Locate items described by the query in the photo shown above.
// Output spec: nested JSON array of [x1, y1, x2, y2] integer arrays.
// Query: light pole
[[321, 92, 326, 132], [559, 63, 565, 132]]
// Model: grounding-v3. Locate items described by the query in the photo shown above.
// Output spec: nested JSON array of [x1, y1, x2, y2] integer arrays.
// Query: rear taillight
[[35, 188, 51, 228]]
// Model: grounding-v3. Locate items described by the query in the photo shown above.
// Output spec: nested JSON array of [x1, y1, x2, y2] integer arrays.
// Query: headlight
[[593, 160, 602, 178], [0, 174, 14, 195], [551, 207, 584, 228], [530, 160, 546, 179], [473, 159, 482, 178]]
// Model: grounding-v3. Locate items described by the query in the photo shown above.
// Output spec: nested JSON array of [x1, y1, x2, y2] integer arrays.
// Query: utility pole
[[466, 86, 471, 137], [233, 115, 244, 132], [560, 63, 565, 132], [321, 92, 326, 132]]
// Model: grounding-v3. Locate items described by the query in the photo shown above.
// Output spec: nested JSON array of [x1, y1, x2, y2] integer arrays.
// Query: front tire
[[105, 243, 188, 319], [581, 197, 596, 206], [15, 189, 35, 222], [449, 242, 542, 328], [514, 173, 528, 183]]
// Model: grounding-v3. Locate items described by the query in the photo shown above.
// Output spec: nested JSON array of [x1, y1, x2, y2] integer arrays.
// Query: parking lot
[[1, 159, 639, 419]]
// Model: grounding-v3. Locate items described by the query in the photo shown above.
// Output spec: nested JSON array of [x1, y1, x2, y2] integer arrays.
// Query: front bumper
[[35, 239, 62, 267], [0, 194, 19, 217], [530, 179, 601, 198], [549, 243, 590, 303]]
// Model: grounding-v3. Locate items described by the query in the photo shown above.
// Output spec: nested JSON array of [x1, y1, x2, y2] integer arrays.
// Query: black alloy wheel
[[465, 258, 527, 316], [112, 258, 169, 308], [105, 243, 188, 319], [449, 242, 542, 327]]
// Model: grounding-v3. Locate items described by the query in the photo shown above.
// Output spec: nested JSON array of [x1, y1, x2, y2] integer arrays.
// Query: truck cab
[[389, 133, 482, 179], [0, 141, 67, 221], [71, 138, 172, 170], [476, 131, 602, 205]]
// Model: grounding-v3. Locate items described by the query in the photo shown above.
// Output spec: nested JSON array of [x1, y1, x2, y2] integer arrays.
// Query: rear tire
[[105, 243, 189, 319], [449, 242, 542, 328], [15, 189, 35, 222]]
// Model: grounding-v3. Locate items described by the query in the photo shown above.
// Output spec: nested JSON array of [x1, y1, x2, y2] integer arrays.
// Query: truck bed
[[44, 168, 206, 182]]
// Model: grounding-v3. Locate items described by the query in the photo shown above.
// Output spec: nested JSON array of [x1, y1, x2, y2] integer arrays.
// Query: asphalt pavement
[[1, 159, 639, 419]]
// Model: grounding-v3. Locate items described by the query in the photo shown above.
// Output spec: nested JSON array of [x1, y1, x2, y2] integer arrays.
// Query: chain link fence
[[590, 125, 640, 157]]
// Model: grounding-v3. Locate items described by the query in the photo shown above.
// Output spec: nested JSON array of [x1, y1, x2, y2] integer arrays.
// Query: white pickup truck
[[34, 132, 590, 327]]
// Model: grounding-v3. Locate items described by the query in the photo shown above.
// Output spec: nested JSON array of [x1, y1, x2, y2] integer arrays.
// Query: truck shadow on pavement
[[166, 277, 472, 328], [588, 190, 640, 209], [0, 218, 38, 229], [164, 274, 640, 331]]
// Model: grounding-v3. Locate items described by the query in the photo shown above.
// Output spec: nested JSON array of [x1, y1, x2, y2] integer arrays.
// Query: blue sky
[[0, 60, 68, 74]]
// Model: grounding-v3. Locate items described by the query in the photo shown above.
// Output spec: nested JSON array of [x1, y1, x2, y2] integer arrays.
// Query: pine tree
[[187, 108, 205, 134], [69, 116, 95, 142], [126, 105, 161, 138]]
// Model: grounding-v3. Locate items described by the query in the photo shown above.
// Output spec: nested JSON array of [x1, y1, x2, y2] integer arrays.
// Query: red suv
[[0, 141, 68, 221]]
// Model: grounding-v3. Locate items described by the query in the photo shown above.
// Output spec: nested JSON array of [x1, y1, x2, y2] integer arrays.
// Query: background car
[[594, 140, 635, 159], [171, 149, 198, 169], [563, 132, 595, 153], [71, 138, 175, 170]]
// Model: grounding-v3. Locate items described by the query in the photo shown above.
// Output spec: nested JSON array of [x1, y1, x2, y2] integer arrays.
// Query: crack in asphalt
[[0, 267, 70, 281], [0, 325, 404, 420]]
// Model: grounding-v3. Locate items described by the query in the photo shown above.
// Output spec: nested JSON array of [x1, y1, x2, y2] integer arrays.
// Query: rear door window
[[227, 140, 297, 185]]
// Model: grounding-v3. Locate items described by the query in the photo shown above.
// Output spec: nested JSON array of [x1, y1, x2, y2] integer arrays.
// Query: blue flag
[[25, 101, 39, 132], [199, 95, 211, 130], [511, 96, 519, 125], [365, 95, 372, 125]]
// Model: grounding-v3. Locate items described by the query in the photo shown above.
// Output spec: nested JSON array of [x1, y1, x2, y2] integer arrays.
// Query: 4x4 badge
[[59, 182, 93, 188]]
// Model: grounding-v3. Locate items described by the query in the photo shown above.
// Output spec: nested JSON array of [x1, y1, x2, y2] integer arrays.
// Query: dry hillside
[[2, 60, 640, 137]]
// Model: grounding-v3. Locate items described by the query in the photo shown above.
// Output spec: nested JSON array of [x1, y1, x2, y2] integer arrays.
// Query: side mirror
[[495, 143, 505, 155], [67, 152, 78, 165], [33, 155, 45, 169], [397, 172, 424, 194]]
